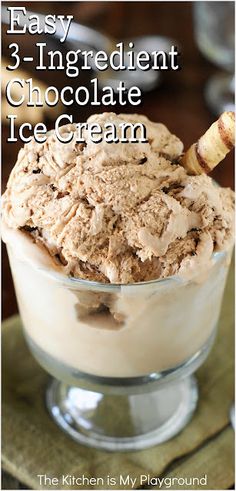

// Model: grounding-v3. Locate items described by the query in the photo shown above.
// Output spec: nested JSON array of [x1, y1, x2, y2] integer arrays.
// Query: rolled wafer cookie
[[180, 111, 235, 175]]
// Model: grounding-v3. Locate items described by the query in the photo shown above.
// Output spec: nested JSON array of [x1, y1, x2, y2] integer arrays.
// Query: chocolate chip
[[162, 187, 168, 194], [139, 157, 147, 165], [56, 191, 70, 199], [77, 142, 87, 152], [32, 169, 41, 174], [50, 184, 57, 191], [22, 225, 38, 232]]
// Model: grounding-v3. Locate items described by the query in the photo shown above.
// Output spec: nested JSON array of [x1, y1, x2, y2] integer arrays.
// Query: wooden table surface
[[1, 2, 234, 489]]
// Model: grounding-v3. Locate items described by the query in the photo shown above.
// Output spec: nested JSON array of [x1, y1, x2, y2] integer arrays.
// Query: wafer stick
[[180, 111, 235, 175]]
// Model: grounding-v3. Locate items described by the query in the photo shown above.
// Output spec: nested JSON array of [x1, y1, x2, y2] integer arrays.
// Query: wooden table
[[1, 2, 234, 489]]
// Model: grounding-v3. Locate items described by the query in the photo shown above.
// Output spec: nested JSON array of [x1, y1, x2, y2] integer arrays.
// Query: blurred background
[[2, 1, 235, 319]]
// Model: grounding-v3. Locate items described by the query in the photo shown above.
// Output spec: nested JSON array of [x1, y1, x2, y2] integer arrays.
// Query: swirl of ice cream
[[2, 112, 234, 283]]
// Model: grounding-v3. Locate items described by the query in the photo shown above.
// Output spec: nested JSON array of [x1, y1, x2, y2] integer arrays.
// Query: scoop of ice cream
[[2, 112, 234, 283]]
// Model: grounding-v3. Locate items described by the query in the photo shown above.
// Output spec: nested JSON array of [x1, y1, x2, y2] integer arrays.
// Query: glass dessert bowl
[[5, 226, 231, 451], [2, 111, 234, 451]]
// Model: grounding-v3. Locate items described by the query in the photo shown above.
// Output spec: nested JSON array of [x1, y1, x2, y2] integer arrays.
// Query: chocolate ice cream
[[2, 112, 234, 284]]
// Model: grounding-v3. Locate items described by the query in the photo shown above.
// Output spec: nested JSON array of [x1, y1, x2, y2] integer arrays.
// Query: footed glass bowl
[[6, 235, 231, 451]]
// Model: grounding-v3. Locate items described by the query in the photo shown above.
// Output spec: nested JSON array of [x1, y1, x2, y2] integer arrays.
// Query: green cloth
[[2, 262, 234, 490]]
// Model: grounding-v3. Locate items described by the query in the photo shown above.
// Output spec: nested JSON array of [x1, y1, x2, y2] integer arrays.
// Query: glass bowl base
[[46, 375, 198, 451]]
